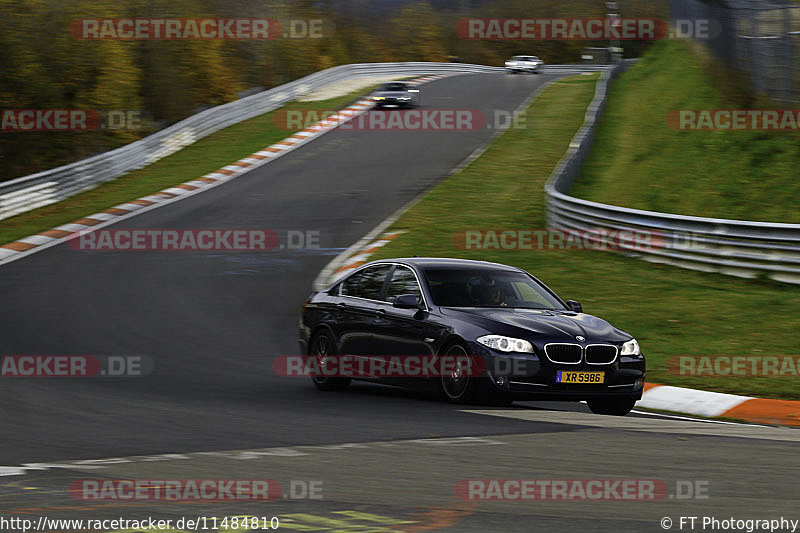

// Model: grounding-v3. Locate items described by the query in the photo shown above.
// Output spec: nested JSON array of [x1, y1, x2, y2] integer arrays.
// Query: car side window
[[512, 281, 552, 307], [341, 265, 392, 300], [385, 266, 421, 303], [340, 273, 362, 297]]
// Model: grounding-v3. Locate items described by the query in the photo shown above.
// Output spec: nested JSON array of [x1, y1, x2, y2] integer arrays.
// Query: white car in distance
[[505, 55, 544, 74]]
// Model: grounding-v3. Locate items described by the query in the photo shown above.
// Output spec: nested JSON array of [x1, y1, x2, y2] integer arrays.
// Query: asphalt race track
[[1, 73, 798, 532]]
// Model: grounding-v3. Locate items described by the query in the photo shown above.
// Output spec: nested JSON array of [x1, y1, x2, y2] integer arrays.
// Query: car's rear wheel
[[587, 398, 636, 416], [438, 342, 477, 403], [309, 330, 350, 392]]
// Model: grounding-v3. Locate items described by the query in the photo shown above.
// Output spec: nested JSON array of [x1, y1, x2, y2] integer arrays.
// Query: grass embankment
[[571, 39, 800, 223], [369, 72, 800, 400], [0, 87, 375, 245]]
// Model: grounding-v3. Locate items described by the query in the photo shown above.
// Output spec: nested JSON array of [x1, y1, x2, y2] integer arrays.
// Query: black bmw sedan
[[299, 258, 645, 415]]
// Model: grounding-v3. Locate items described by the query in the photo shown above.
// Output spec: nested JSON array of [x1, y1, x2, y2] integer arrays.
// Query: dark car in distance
[[299, 258, 645, 415], [371, 81, 420, 108]]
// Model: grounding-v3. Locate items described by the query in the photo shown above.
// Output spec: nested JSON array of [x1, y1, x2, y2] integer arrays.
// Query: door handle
[[375, 308, 387, 317]]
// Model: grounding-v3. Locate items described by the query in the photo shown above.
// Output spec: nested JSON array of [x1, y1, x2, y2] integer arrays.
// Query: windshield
[[422, 268, 565, 309], [381, 83, 408, 91]]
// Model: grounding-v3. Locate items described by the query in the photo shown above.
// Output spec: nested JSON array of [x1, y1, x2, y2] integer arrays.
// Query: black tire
[[438, 342, 478, 403], [587, 398, 636, 416], [309, 330, 351, 392]]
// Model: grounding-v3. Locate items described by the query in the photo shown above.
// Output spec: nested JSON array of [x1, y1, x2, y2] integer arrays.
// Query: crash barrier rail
[[0, 62, 605, 221], [545, 62, 800, 284]]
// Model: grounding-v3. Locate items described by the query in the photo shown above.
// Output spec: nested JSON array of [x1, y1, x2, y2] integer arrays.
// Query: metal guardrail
[[0, 62, 603, 222], [545, 62, 800, 285]]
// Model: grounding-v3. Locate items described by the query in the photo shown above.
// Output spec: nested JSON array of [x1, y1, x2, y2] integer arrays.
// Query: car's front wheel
[[309, 330, 351, 392], [587, 398, 636, 416], [438, 342, 477, 403]]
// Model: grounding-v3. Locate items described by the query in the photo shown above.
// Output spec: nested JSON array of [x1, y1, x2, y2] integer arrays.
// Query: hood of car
[[440, 307, 630, 343]]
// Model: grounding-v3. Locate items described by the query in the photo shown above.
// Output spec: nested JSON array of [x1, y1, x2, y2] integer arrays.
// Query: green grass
[[570, 39, 800, 223], [369, 72, 800, 401], [0, 87, 376, 246]]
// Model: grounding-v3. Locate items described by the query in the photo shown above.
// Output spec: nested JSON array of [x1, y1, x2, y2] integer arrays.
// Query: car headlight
[[620, 338, 640, 356], [373, 96, 385, 100], [477, 335, 534, 353]]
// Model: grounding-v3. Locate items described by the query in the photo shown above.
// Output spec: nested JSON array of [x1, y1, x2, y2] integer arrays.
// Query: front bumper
[[468, 340, 646, 401], [374, 101, 414, 108]]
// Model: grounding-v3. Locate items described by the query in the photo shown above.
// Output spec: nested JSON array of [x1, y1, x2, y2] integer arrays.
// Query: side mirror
[[393, 294, 424, 310], [566, 300, 583, 313]]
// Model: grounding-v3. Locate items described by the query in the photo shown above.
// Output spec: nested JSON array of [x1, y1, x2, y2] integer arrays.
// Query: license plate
[[557, 371, 604, 384]]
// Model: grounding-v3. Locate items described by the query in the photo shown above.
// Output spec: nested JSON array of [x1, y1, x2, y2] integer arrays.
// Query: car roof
[[369, 257, 523, 271]]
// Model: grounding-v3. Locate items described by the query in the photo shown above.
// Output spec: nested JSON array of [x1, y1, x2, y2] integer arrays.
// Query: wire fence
[[671, 0, 800, 104]]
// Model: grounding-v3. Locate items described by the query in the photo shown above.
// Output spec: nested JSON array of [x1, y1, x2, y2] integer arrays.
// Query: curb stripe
[[1, 242, 37, 251], [56, 223, 92, 232], [72, 217, 104, 226], [639, 383, 799, 427], [39, 229, 72, 238], [18, 235, 57, 246], [330, 232, 406, 277], [102, 208, 131, 215], [722, 398, 800, 427]]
